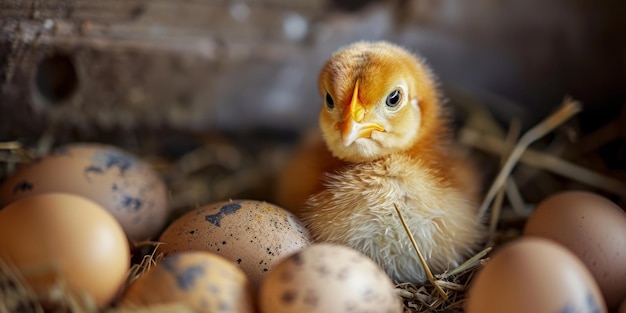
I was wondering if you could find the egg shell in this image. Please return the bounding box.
[0,143,168,242]
[0,193,130,308]
[523,190,626,310]
[158,199,311,289]
[259,243,402,313]
[466,237,606,313]
[121,251,255,313]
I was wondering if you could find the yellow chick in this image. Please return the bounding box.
[276,41,485,283]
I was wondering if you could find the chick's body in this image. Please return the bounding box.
[277,41,485,283]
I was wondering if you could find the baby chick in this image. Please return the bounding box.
[276,41,485,283]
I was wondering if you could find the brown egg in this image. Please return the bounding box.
[158,199,311,288]
[0,143,168,242]
[0,193,130,308]
[259,243,402,313]
[122,251,254,313]
[465,238,606,313]
[524,190,626,310]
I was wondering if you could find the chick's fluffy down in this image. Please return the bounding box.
[278,41,486,283]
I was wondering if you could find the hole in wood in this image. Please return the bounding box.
[34,53,78,106]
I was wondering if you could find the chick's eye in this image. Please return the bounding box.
[386,90,402,108]
[325,92,335,109]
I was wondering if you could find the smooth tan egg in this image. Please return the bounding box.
[259,243,402,313]
[466,238,606,313]
[121,251,254,313]
[0,143,168,242]
[158,199,311,288]
[0,193,130,308]
[524,190,626,311]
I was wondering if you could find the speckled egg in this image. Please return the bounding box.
[158,199,311,288]
[0,143,168,242]
[258,243,402,313]
[121,251,254,313]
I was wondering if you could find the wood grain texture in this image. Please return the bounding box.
[0,0,624,138]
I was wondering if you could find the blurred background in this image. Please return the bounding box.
[1,0,625,212]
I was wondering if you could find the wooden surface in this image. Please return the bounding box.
[0,0,327,138]
[0,0,624,139]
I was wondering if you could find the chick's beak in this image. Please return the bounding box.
[334,81,385,146]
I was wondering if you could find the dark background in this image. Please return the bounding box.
[1,0,625,210]
[1,0,624,136]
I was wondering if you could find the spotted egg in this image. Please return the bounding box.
[158,199,311,288]
[259,243,402,313]
[0,143,168,242]
[121,251,254,313]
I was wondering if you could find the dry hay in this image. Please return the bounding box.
[1,97,625,312]
[394,98,587,312]
[394,96,626,312]
[0,257,98,313]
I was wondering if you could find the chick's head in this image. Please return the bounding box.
[318,41,443,163]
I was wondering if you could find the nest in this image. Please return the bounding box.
[1,95,625,313]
